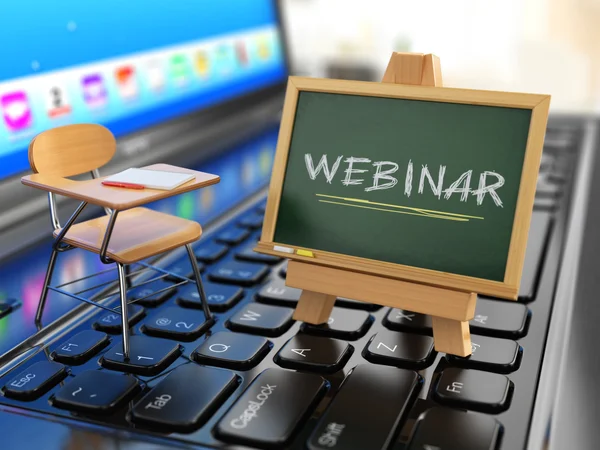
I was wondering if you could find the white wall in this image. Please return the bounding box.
[281,0,596,113]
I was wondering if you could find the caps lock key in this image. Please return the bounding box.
[215,368,327,448]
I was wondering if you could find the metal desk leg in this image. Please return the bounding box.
[36,249,59,324]
[185,244,213,322]
[117,263,130,360]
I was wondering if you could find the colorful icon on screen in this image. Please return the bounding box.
[81,74,107,108]
[235,41,249,67]
[195,50,210,78]
[147,61,165,91]
[115,65,138,100]
[170,54,190,87]
[200,185,215,210]
[257,37,271,60]
[215,44,234,76]
[1,91,32,132]
[259,145,274,175]
[46,84,72,118]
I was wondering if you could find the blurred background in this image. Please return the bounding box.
[0,3,595,449]
[281,0,599,114]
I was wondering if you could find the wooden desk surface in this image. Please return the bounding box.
[22,163,220,211]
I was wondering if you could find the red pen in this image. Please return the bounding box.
[101,181,145,190]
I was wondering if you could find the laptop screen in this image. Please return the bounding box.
[0,0,287,180]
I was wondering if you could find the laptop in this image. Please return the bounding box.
[0,1,598,449]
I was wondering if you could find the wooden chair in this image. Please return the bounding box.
[21,124,220,359]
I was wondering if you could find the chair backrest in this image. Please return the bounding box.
[28,124,116,177]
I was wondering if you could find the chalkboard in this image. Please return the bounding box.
[258,77,550,298]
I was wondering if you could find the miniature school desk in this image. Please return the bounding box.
[21,124,219,359]
[255,53,550,356]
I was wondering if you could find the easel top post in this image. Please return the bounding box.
[381,52,442,87]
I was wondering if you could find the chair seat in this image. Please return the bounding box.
[54,207,202,264]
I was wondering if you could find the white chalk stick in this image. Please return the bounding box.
[274,245,294,254]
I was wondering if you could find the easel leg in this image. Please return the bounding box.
[293,290,336,324]
[432,317,471,357]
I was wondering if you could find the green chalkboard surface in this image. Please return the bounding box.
[260,77,550,297]
[276,91,530,281]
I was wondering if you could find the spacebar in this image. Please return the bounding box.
[308,364,420,450]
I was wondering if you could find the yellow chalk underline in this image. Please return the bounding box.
[318,200,470,222]
[316,194,484,221]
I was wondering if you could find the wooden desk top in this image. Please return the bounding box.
[22,163,220,211]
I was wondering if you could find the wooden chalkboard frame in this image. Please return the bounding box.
[256,76,551,299]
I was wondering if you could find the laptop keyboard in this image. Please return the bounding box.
[0,121,585,449]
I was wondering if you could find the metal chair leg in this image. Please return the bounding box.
[185,244,213,322]
[36,248,59,324]
[124,264,132,288]
[117,263,131,360]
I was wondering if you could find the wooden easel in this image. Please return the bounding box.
[286,52,477,357]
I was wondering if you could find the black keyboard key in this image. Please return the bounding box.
[256,278,301,306]
[0,298,19,319]
[142,307,213,341]
[308,364,420,450]
[128,279,177,307]
[215,368,326,447]
[535,171,564,198]
[52,370,139,413]
[0,302,11,319]
[192,331,271,370]
[433,368,512,413]
[363,330,435,370]
[131,364,238,432]
[536,177,562,197]
[519,212,552,300]
[2,361,67,400]
[407,407,503,450]
[470,299,529,338]
[383,308,432,334]
[164,258,204,282]
[208,261,269,286]
[178,282,243,312]
[236,242,282,264]
[335,297,382,311]
[238,212,264,229]
[227,303,294,337]
[534,197,557,212]
[447,336,522,373]
[194,241,228,263]
[301,307,372,340]
[539,152,555,173]
[101,336,182,376]
[544,132,576,150]
[275,334,352,373]
[215,227,250,245]
[279,262,287,278]
[51,330,110,365]
[93,304,145,334]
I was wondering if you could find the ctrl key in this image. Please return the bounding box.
[407,407,503,450]
[2,361,67,401]
[215,368,327,448]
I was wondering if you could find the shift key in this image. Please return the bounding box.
[216,368,327,448]
[308,364,421,450]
